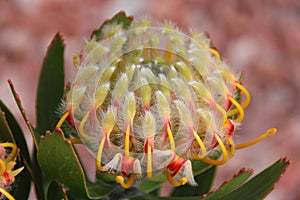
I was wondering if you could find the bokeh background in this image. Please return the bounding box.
[1,0,300,199]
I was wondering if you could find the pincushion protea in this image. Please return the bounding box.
[0,142,23,200]
[56,17,276,189]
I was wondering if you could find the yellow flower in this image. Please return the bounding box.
[0,142,24,200]
[57,18,276,188]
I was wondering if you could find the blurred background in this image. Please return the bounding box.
[1,0,300,199]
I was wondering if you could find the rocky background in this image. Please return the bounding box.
[1,0,299,199]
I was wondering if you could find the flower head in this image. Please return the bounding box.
[0,142,24,200]
[57,17,276,188]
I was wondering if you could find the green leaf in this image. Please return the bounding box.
[0,108,14,142]
[96,171,117,182]
[36,33,65,137]
[192,160,213,176]
[6,80,45,199]
[86,182,115,199]
[192,150,220,176]
[171,166,217,197]
[203,168,253,200]
[133,157,289,200]
[47,180,68,200]
[13,161,32,200]
[138,178,165,193]
[0,102,32,200]
[131,195,200,200]
[8,80,38,149]
[37,128,114,199]
[138,171,169,193]
[0,101,31,163]
[91,10,133,41]
[219,158,290,200]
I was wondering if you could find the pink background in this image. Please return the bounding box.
[1,0,299,199]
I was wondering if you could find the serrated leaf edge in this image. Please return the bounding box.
[39,128,114,199]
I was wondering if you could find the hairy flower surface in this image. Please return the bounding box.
[58,17,276,188]
[0,142,23,200]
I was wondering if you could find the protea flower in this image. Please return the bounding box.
[0,142,24,200]
[56,17,276,188]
